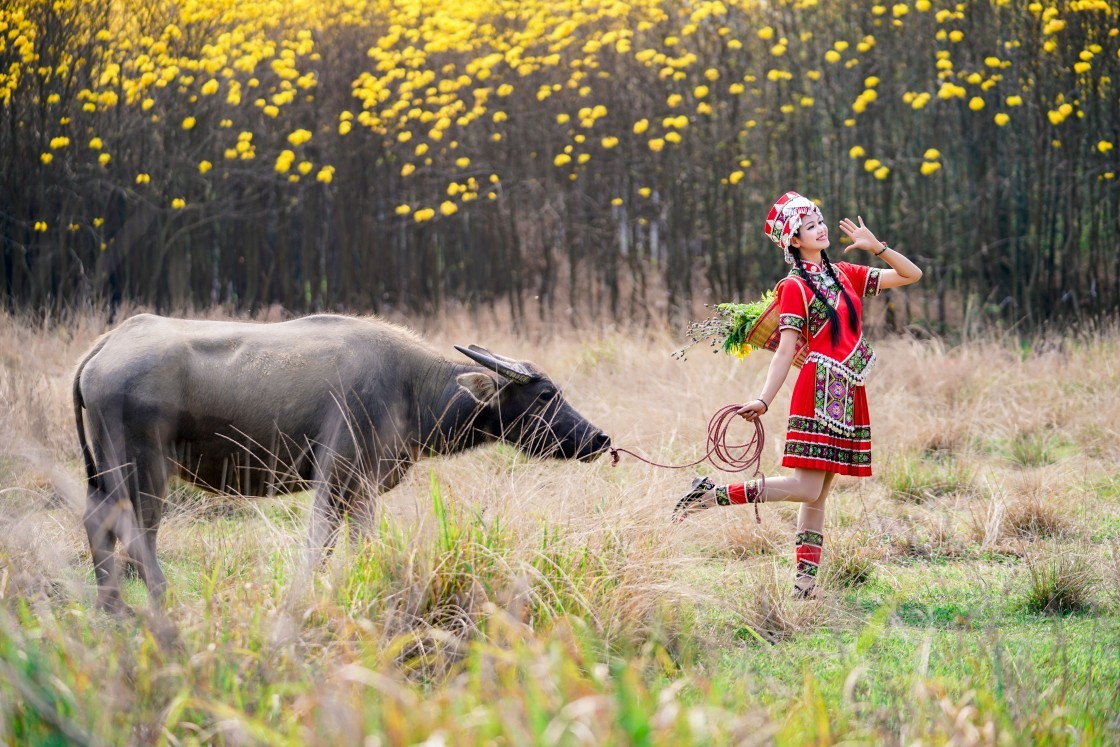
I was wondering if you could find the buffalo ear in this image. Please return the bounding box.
[456,372,500,404]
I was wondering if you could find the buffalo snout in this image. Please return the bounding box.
[577,431,611,462]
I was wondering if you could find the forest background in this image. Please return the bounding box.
[2,0,1118,331]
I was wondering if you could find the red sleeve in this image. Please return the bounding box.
[776,278,807,334]
[834,261,882,297]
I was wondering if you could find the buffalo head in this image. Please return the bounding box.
[454,345,610,461]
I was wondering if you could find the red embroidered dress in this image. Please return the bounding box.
[776,260,882,476]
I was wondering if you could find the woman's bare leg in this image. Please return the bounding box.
[675,468,827,519]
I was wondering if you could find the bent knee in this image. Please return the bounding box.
[789,478,827,503]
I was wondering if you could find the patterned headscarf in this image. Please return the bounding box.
[763,191,824,265]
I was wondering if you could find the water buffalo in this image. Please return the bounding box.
[73,313,610,612]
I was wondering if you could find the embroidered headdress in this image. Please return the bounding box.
[763,191,824,265]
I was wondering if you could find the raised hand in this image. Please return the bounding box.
[838,216,881,254]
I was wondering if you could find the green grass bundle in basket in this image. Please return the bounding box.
[677,291,807,367]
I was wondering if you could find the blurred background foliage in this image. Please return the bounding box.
[1,0,1117,330]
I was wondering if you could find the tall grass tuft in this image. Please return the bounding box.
[822,531,882,588]
[1007,430,1066,468]
[1021,552,1095,615]
[734,567,826,645]
[881,450,974,503]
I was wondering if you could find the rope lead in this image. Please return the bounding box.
[608,404,765,475]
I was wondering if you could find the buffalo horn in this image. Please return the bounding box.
[454,345,536,384]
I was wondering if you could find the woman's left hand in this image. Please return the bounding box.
[839,216,881,254]
[736,400,767,421]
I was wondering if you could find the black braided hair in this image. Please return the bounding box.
[790,247,859,346]
[822,250,860,337]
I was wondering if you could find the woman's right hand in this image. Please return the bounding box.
[736,399,768,421]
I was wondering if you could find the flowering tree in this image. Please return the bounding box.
[1,0,1117,329]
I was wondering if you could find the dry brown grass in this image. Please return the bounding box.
[1,308,1118,622]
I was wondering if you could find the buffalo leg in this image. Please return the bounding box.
[308,486,348,566]
[84,488,127,614]
[122,446,170,604]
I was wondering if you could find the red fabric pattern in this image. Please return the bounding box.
[778,261,875,477]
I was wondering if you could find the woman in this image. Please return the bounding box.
[674,191,923,598]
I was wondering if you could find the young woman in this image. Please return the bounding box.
[674,191,922,598]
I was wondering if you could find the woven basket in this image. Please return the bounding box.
[743,296,808,368]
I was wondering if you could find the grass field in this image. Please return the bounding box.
[2,308,1119,745]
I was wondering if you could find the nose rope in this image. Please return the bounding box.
[608,404,765,475]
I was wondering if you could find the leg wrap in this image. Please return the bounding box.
[795,530,824,584]
[727,479,764,505]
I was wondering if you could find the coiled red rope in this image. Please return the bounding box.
[609,403,765,474]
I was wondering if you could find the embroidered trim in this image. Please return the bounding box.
[795,530,824,547]
[788,416,871,441]
[865,267,883,297]
[813,363,856,434]
[784,439,872,467]
[778,313,805,332]
[805,338,877,386]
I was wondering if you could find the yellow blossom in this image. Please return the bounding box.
[648,138,665,152]
[924,148,941,159]
[874,166,890,180]
[41,153,53,165]
[1006,95,1023,107]
[135,173,150,185]
[288,129,312,146]
[99,153,111,166]
[182,117,196,130]
[89,138,103,150]
[50,137,70,149]
[920,161,941,175]
[1100,141,1115,153]
[395,204,410,216]
[34,221,48,233]
[199,160,212,173]
[414,208,435,222]
[639,187,652,197]
[849,146,866,159]
[401,163,416,177]
[969,97,985,111]
[171,198,185,209]
[994,113,1010,126]
[601,136,619,149]
[728,170,744,185]
[554,154,571,166]
[440,201,458,216]
[864,158,882,172]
